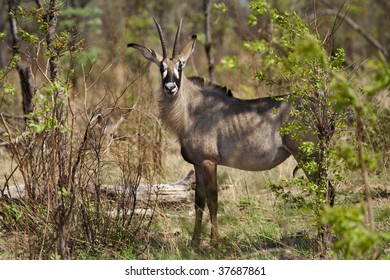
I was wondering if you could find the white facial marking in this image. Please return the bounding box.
[162,62,168,78]
[174,63,180,79]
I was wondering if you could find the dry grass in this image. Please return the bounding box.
[2,123,389,260]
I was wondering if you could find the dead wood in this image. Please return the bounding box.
[1,170,196,205]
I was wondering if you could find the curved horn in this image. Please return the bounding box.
[172,18,183,58]
[153,18,167,59]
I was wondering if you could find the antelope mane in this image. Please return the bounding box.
[188,76,234,98]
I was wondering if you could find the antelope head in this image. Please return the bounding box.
[128,18,197,97]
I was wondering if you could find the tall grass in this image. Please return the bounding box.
[0,31,165,258]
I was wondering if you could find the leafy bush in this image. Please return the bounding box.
[247,0,390,258]
[322,205,390,259]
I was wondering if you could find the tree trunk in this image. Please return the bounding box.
[0,1,7,69]
[203,0,215,83]
[8,0,34,120]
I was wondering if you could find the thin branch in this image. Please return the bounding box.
[319,6,389,60]
[0,112,25,120]
[322,1,349,48]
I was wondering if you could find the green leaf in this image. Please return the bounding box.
[243,40,268,54]
[213,3,228,13]
[247,14,258,26]
[58,186,70,197]
[220,56,238,69]
[3,84,15,95]
[27,122,46,134]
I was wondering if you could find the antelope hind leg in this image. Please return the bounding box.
[191,165,207,250]
[203,160,218,247]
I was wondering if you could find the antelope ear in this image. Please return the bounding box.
[127,43,163,65]
[177,35,197,66]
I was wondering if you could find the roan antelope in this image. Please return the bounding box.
[128,19,334,250]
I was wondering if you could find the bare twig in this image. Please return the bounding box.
[0,112,24,120]
[318,0,389,60]
[321,1,349,54]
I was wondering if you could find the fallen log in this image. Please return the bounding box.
[1,171,196,206]
[100,170,195,205]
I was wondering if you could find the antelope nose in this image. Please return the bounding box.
[164,82,178,95]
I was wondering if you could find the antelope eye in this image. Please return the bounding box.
[176,62,184,71]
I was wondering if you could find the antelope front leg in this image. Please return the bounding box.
[191,165,206,250]
[203,160,218,247]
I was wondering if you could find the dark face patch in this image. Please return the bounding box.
[160,58,183,97]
